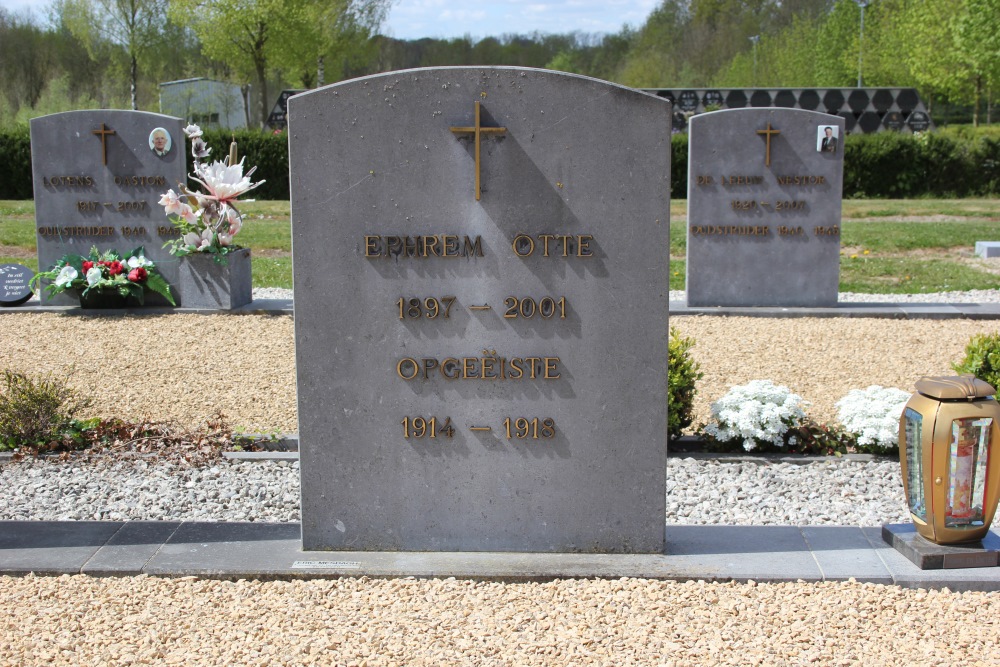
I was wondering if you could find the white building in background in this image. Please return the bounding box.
[159,78,249,129]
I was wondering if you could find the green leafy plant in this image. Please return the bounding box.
[668,327,702,442]
[30,246,175,305]
[952,333,1000,398]
[0,370,93,451]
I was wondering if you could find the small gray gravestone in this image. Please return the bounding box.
[0,264,34,306]
[30,111,186,305]
[685,109,844,307]
[289,67,670,553]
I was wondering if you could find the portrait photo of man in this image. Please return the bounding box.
[817,125,838,153]
[149,128,172,156]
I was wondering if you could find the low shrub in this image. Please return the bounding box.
[668,327,702,442]
[835,385,911,454]
[0,370,92,451]
[952,333,1000,398]
[702,379,807,452]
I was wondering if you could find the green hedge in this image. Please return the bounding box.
[2,123,999,200]
[0,125,32,200]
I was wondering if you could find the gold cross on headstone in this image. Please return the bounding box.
[92,123,116,166]
[450,101,506,201]
[756,122,780,167]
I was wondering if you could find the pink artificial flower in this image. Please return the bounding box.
[158,189,185,216]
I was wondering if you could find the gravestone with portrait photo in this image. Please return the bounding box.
[685,108,844,307]
[30,110,187,305]
[289,67,670,553]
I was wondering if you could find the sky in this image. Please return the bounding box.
[0,0,658,40]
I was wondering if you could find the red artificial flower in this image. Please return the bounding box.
[127,267,147,282]
[107,261,124,276]
[82,261,94,272]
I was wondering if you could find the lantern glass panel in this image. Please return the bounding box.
[904,408,926,520]
[946,417,992,528]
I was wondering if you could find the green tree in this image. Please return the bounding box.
[956,0,1000,124]
[61,0,168,110]
[169,0,312,127]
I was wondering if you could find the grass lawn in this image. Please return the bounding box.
[4,199,999,293]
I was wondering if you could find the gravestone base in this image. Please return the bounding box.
[882,524,1000,569]
[175,248,252,309]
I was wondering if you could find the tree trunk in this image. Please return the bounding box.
[130,53,138,110]
[974,75,981,128]
[257,60,268,129]
[318,55,325,88]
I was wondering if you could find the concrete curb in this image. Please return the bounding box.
[0,521,996,589]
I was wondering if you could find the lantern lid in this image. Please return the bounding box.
[915,375,997,401]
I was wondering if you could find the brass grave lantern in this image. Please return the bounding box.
[899,376,1000,545]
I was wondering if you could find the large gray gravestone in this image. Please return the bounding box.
[686,108,844,307]
[289,67,670,553]
[31,110,186,304]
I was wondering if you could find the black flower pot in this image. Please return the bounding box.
[78,289,142,309]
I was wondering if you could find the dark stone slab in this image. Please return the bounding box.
[289,68,670,553]
[882,523,1000,570]
[0,264,34,306]
[663,525,822,582]
[802,525,892,583]
[0,521,122,575]
[82,521,181,575]
[145,522,305,577]
[863,527,1000,591]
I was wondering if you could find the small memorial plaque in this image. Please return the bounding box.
[686,108,844,307]
[0,264,34,307]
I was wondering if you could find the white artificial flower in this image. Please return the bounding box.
[183,231,201,248]
[158,189,184,215]
[218,232,232,247]
[86,267,102,285]
[54,265,78,286]
[191,159,264,203]
[183,124,203,139]
[127,255,153,269]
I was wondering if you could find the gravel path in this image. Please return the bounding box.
[2,575,998,666]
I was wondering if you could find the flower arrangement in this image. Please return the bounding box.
[158,125,264,257]
[30,246,175,306]
[703,380,808,451]
[835,385,911,453]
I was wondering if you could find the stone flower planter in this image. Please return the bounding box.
[176,247,252,309]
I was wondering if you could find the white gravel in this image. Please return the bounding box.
[0,456,910,526]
